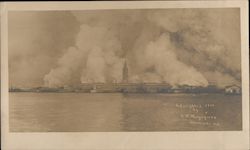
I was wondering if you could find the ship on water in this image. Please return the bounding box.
[90,85,97,93]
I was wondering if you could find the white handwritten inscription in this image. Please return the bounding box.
[175,103,220,126]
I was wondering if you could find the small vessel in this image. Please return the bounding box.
[90,85,97,93]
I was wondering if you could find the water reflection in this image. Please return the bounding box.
[9,93,242,132]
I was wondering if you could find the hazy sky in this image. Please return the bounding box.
[9,8,241,88]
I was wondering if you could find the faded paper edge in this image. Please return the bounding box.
[1,1,249,150]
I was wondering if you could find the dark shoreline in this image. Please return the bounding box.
[9,83,241,95]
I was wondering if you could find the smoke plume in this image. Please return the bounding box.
[44,9,241,88]
[44,24,124,87]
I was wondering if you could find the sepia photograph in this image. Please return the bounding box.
[8,8,243,132]
[1,1,249,150]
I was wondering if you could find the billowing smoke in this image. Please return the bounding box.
[44,9,241,88]
[44,24,124,87]
[144,9,241,86]
[44,46,83,87]
[130,34,208,86]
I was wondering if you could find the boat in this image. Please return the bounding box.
[90,85,97,93]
